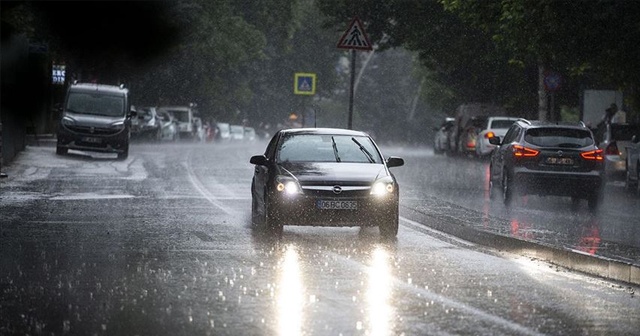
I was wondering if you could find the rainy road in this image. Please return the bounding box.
[1,141,639,335]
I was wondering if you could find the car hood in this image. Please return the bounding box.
[63,112,125,127]
[278,162,389,185]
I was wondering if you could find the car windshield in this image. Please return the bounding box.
[66,92,125,117]
[524,128,594,148]
[137,108,153,119]
[277,134,382,163]
[166,110,189,122]
[490,119,516,129]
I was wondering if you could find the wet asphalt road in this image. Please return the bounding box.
[1,140,639,335]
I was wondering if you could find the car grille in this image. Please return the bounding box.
[301,185,371,198]
[65,125,121,136]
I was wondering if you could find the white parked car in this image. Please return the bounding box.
[216,122,231,141]
[156,110,179,141]
[475,116,519,157]
[230,125,245,140]
[243,127,256,141]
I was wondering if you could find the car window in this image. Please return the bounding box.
[490,119,516,129]
[524,128,594,148]
[502,124,520,144]
[66,92,125,117]
[166,110,189,122]
[277,134,382,163]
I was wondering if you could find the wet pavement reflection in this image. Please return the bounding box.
[393,146,640,267]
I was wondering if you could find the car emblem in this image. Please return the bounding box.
[557,150,563,157]
[90,127,95,134]
[332,185,342,194]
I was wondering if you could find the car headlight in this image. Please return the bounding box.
[276,177,302,195]
[371,181,394,196]
[62,116,75,126]
[111,121,125,130]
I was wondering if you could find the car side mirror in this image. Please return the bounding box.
[250,155,268,166]
[488,136,501,146]
[386,156,404,168]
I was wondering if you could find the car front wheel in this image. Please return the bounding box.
[56,146,67,155]
[117,143,129,160]
[262,192,283,236]
[379,208,399,239]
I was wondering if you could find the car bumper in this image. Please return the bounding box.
[57,126,129,154]
[513,168,603,197]
[270,193,398,227]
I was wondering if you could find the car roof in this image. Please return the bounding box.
[158,106,192,111]
[518,119,588,130]
[279,127,369,136]
[70,82,128,95]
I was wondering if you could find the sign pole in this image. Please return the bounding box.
[336,16,372,130]
[348,50,356,129]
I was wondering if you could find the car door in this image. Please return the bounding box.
[491,124,520,184]
[253,133,280,211]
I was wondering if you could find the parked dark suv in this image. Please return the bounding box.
[488,119,605,210]
[56,82,133,160]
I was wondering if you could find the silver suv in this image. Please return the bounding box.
[56,82,133,160]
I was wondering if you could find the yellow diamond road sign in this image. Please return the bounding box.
[337,17,373,51]
[294,73,316,95]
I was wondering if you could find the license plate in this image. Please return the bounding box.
[82,137,102,143]
[316,200,357,210]
[546,157,573,165]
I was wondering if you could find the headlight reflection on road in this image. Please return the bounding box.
[277,244,304,336]
[366,246,393,336]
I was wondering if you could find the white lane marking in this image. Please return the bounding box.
[400,216,476,247]
[185,150,232,215]
[50,194,136,200]
[330,247,544,336]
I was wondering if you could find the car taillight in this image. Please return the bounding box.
[512,145,539,157]
[581,149,604,161]
[605,142,620,155]
[485,131,495,139]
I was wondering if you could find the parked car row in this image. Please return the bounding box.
[215,123,258,142]
[434,115,519,159]
[131,106,259,144]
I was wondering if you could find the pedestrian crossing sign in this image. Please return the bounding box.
[336,17,373,51]
[294,73,316,95]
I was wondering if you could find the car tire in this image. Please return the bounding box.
[379,207,399,239]
[263,192,283,236]
[636,167,640,197]
[56,146,67,155]
[502,172,514,207]
[117,144,129,160]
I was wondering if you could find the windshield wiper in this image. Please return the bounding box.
[351,137,375,163]
[331,136,341,162]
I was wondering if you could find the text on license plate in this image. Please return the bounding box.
[316,200,357,210]
[546,157,573,165]
[82,137,102,143]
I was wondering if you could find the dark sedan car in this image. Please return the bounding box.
[250,128,404,238]
[489,119,605,210]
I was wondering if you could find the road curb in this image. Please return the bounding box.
[402,207,640,286]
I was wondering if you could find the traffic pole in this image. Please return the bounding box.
[348,50,356,130]
[0,122,6,178]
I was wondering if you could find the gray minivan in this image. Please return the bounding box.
[56,82,133,160]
